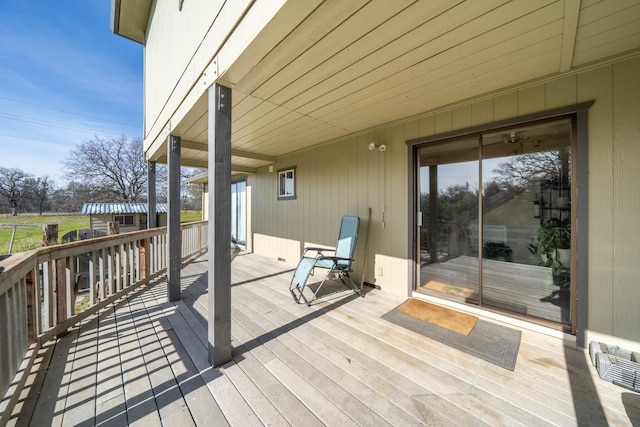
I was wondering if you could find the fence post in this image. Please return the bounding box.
[42,224,58,246]
[107,221,120,235]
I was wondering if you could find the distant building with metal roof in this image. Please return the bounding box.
[81,203,168,215]
[81,203,168,232]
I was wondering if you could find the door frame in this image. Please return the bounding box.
[231,178,247,245]
[406,102,592,347]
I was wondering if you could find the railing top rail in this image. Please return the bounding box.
[0,222,207,295]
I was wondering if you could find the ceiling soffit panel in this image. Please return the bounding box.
[293,1,562,123]
[170,0,640,170]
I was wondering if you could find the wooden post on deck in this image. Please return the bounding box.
[42,224,58,246]
[208,83,232,367]
[167,135,181,301]
[107,221,120,235]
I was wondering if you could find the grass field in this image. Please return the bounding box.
[0,211,203,255]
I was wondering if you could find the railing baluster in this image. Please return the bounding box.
[54,257,67,328]
[98,249,105,301]
[89,251,96,306]
[107,246,114,297]
[115,244,122,292]
[66,256,74,316]
[42,261,52,331]
[129,242,135,286]
[0,220,208,411]
[26,268,39,343]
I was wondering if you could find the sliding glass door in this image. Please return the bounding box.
[417,119,573,327]
[418,137,480,301]
[231,179,246,245]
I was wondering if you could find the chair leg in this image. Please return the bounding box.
[338,271,361,295]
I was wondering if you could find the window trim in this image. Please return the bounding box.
[277,166,297,200]
[114,214,135,226]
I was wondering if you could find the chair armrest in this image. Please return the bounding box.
[317,255,355,263]
[303,246,336,256]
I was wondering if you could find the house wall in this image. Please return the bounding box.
[143,0,293,154]
[251,56,640,347]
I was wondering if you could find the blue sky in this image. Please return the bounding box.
[0,1,143,183]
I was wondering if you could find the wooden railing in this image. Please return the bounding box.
[0,221,207,422]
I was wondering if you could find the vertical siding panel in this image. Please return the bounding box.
[493,92,517,121]
[517,85,545,115]
[367,132,381,270]
[338,138,350,217]
[346,137,359,216]
[296,153,304,246]
[471,98,494,126]
[452,104,472,131]
[577,66,614,335]
[434,110,452,134]
[612,59,640,341]
[357,135,372,281]
[324,146,332,244]
[302,150,313,245]
[418,115,435,139]
[390,123,408,259]
[545,75,577,109]
[380,127,392,257]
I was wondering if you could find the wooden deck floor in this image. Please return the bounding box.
[8,252,640,426]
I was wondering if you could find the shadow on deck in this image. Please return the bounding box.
[8,252,640,426]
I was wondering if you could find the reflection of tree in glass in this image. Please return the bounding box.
[437,184,478,223]
[491,150,568,189]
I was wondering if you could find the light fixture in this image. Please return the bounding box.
[503,131,529,144]
[368,142,387,152]
[533,199,540,218]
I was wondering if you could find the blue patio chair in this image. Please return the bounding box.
[289,215,361,306]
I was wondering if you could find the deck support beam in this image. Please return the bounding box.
[148,161,157,229]
[208,83,232,367]
[167,135,181,302]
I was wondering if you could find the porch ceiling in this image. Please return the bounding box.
[159,0,640,170]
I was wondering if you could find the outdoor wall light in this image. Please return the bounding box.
[368,142,387,152]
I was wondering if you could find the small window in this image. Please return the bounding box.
[114,215,134,225]
[277,167,296,200]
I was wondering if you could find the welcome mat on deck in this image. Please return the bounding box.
[382,299,522,371]
[395,298,478,335]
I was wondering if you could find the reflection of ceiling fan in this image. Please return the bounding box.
[503,131,529,143]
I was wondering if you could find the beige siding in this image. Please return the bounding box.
[611,59,640,342]
[251,56,640,345]
[144,0,254,150]
[251,132,411,295]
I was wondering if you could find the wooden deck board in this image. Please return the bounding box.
[9,252,640,426]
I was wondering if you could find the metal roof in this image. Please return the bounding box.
[81,203,168,215]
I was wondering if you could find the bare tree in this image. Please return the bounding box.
[0,167,31,215]
[25,176,53,215]
[491,150,568,189]
[63,135,148,203]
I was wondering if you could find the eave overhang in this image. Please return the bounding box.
[110,0,153,44]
